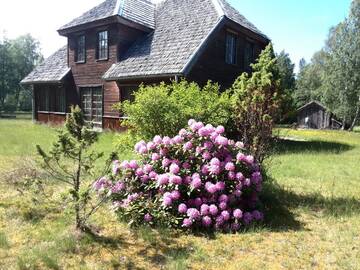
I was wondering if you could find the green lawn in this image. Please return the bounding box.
[0,120,359,269]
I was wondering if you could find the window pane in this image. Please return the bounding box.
[98,31,108,60]
[76,35,85,62]
[225,33,237,64]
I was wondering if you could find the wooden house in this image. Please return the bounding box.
[297,101,342,129]
[21,0,269,129]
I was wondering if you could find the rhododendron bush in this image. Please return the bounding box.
[95,120,263,232]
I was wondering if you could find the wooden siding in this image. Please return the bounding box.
[37,112,66,125]
[68,23,145,86]
[297,103,331,129]
[187,24,267,89]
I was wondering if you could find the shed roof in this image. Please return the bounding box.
[21,46,70,85]
[103,0,269,80]
[297,101,329,112]
[58,0,156,31]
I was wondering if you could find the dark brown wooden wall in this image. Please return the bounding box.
[67,23,146,117]
[187,25,267,90]
[297,103,331,129]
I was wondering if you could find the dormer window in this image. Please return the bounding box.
[225,31,237,65]
[75,35,86,63]
[244,41,255,69]
[97,30,108,60]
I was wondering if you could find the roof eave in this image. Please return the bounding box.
[103,72,184,82]
[58,15,154,36]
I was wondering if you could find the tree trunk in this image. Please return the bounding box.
[341,117,346,130]
[349,103,360,131]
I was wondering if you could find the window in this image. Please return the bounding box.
[244,41,255,69]
[37,86,66,113]
[97,31,108,60]
[75,35,86,63]
[121,86,137,103]
[80,87,103,127]
[225,32,237,65]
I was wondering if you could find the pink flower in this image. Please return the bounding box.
[144,213,152,222]
[170,190,181,200]
[178,203,188,214]
[252,210,263,221]
[169,175,182,185]
[233,209,243,219]
[120,160,130,170]
[221,210,230,221]
[162,136,171,145]
[228,171,236,180]
[147,141,156,150]
[219,201,227,210]
[209,165,221,175]
[138,146,148,154]
[243,212,253,224]
[182,218,193,227]
[143,164,153,174]
[218,194,229,203]
[169,163,180,174]
[135,141,146,152]
[202,216,212,227]
[210,158,221,166]
[194,197,203,207]
[215,181,225,191]
[187,208,200,220]
[191,177,202,189]
[215,136,228,146]
[135,168,144,177]
[188,119,196,126]
[179,128,187,136]
[157,174,169,185]
[151,153,160,161]
[202,151,211,160]
[129,160,138,169]
[236,172,244,181]
[201,165,210,175]
[173,135,183,144]
[209,204,218,216]
[200,204,210,216]
[203,141,213,150]
[231,223,241,231]
[111,181,125,193]
[162,158,171,168]
[149,171,158,179]
[236,153,246,162]
[183,142,193,151]
[162,196,173,207]
[225,162,235,171]
[153,135,162,144]
[184,176,192,184]
[206,183,217,194]
[215,125,225,134]
[235,141,244,148]
[244,178,251,187]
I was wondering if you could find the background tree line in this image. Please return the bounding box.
[294,0,360,130]
[0,33,43,112]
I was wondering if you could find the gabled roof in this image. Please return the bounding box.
[297,101,329,112]
[21,46,70,85]
[58,0,156,32]
[103,0,269,80]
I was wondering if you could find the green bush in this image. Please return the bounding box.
[119,80,234,140]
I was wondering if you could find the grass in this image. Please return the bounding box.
[0,120,359,269]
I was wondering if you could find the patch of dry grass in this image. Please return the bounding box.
[0,120,359,269]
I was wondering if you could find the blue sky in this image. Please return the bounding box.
[231,0,352,71]
[0,0,352,73]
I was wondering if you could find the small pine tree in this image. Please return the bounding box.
[232,44,282,163]
[37,106,117,231]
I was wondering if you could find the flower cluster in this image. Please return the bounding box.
[94,120,263,232]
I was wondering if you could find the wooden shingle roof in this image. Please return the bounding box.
[103,0,270,80]
[58,0,156,31]
[21,46,70,85]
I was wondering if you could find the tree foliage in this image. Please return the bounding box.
[0,34,43,111]
[36,106,117,230]
[295,0,360,129]
[232,44,282,163]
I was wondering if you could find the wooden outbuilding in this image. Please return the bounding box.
[297,101,342,129]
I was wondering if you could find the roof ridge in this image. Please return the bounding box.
[210,0,225,17]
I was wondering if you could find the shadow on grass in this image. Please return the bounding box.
[274,138,353,154]
[261,180,360,231]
